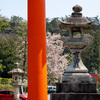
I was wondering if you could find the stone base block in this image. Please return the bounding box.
[62,73,92,83]
[50,93,100,100]
[56,83,97,93]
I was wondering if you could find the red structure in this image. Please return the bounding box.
[90,74,98,83]
[28,0,47,100]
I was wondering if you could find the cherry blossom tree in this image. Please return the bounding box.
[46,32,68,84]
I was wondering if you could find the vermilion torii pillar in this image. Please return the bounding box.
[28,0,47,100]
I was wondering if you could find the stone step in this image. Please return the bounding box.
[51,93,100,100]
[56,83,97,93]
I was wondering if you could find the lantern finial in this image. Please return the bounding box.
[72,4,82,12]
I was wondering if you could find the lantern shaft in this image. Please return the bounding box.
[14,87,20,100]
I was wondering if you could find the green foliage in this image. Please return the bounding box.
[91,67,95,73]
[14,21,27,75]
[0,77,12,84]
[0,20,9,32]
[0,84,13,90]
[0,15,27,78]
[66,53,72,65]
[81,30,100,72]
[0,35,21,78]
[46,17,69,36]
[1,16,24,34]
[0,60,6,72]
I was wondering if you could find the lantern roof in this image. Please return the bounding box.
[8,62,24,74]
[59,5,94,30]
[8,68,24,74]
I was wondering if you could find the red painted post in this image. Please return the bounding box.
[28,0,47,100]
[97,74,98,83]
[90,74,98,83]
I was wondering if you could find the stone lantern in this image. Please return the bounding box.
[59,4,94,83]
[8,62,24,100]
[50,5,100,100]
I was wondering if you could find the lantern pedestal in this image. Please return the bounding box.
[62,38,92,83]
[62,73,92,83]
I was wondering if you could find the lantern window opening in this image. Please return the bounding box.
[72,32,81,38]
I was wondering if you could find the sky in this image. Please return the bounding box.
[46,0,100,18]
[0,0,100,20]
[0,0,27,20]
